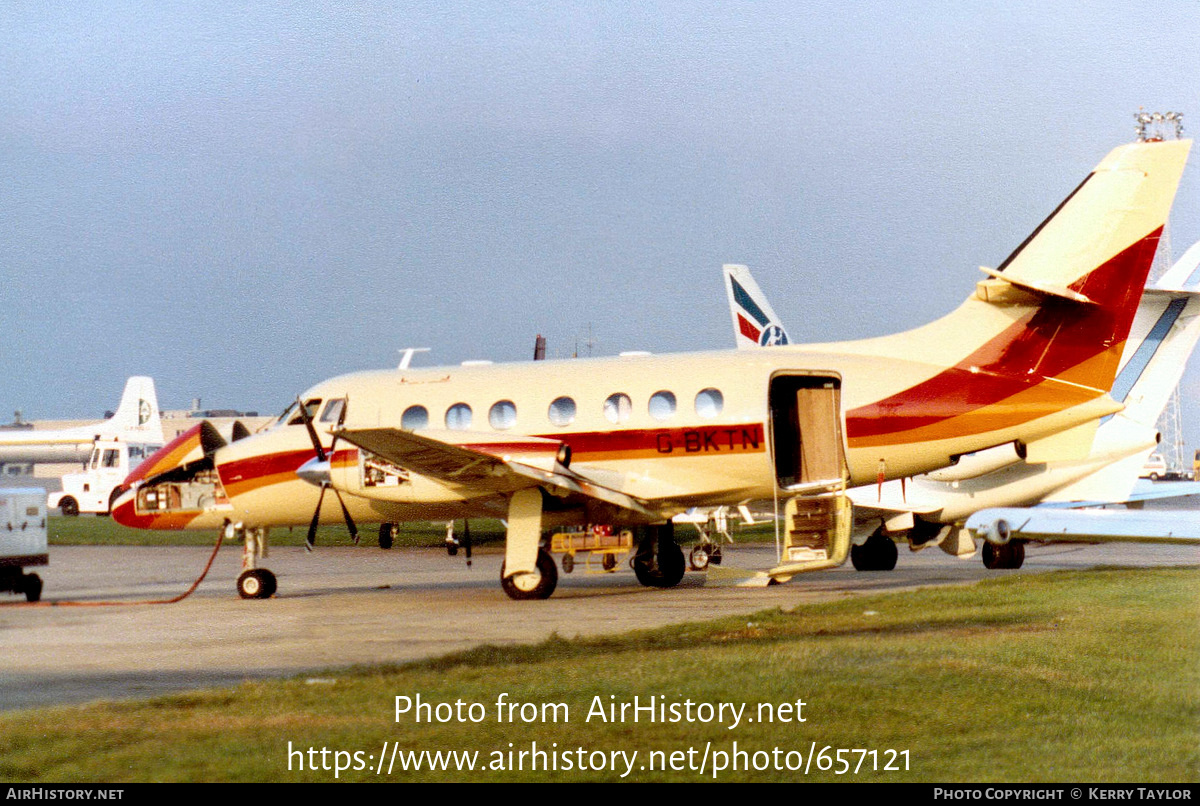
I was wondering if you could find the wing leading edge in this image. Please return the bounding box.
[335,427,660,518]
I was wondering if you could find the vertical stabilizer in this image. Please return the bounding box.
[845,139,1191,460]
[724,264,791,348]
[100,377,164,444]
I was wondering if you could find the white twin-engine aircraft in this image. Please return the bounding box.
[114,138,1192,600]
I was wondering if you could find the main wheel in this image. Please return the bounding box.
[23,573,42,603]
[237,568,277,599]
[378,523,395,550]
[982,540,1025,570]
[851,529,898,571]
[59,497,79,517]
[633,530,686,588]
[500,549,558,600]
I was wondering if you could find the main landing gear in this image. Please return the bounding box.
[500,548,558,600]
[378,522,396,550]
[230,522,276,599]
[982,540,1025,570]
[850,528,898,571]
[632,524,686,589]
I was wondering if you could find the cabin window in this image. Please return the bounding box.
[548,396,576,427]
[604,393,632,424]
[401,405,429,430]
[648,391,677,421]
[694,388,724,419]
[319,398,346,424]
[102,449,120,468]
[445,403,473,430]
[489,400,517,430]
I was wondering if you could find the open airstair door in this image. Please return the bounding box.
[768,374,852,582]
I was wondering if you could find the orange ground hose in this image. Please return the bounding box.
[2,530,226,608]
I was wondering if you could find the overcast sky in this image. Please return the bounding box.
[3,2,1198,451]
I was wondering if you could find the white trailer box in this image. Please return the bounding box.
[0,488,47,601]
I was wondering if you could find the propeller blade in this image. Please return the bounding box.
[296,397,327,462]
[332,487,359,545]
[307,484,327,551]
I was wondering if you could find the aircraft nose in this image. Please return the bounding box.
[296,456,331,487]
[110,488,138,527]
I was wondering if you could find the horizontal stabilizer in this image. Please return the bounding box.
[997,139,1190,301]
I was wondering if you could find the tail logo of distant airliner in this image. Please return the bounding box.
[138,400,151,426]
[731,277,789,346]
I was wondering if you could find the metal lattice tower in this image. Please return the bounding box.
[1161,388,1186,473]
[1135,110,1188,472]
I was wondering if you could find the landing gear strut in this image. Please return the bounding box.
[850,528,898,571]
[633,524,686,588]
[233,523,275,599]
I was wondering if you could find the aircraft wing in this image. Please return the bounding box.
[965,507,1200,544]
[335,427,661,518]
[1127,480,1200,502]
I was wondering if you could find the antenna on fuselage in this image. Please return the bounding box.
[398,347,431,370]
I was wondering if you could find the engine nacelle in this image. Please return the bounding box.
[979,517,1012,545]
[924,442,1025,483]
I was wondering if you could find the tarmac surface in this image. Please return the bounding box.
[1,539,1196,711]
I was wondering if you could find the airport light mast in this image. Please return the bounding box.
[1136,111,1188,476]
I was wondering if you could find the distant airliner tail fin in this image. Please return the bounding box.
[724,264,791,349]
[100,377,164,444]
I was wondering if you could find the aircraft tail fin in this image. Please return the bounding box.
[987,139,1190,306]
[972,139,1191,394]
[845,140,1191,457]
[724,264,791,348]
[100,377,164,444]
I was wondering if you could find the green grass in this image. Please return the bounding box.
[45,515,509,548]
[2,567,1196,782]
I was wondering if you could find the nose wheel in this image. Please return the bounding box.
[237,568,277,599]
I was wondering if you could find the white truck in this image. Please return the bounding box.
[48,437,157,516]
[0,488,47,601]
